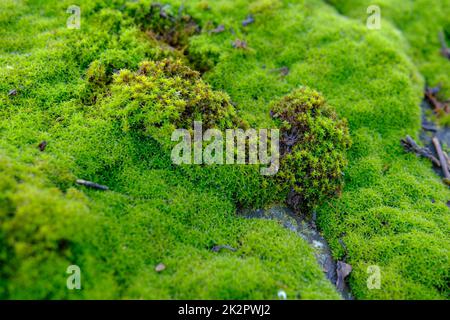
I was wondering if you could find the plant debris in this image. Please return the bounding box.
[242,14,255,27]
[38,141,47,151]
[211,245,236,252]
[422,123,437,132]
[232,38,247,49]
[155,263,166,272]
[269,66,290,77]
[401,135,441,167]
[335,261,352,292]
[425,85,449,114]
[75,179,109,191]
[432,137,450,184]
[210,24,225,34]
[143,3,201,51]
[439,31,450,60]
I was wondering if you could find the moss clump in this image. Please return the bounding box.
[271,87,351,213]
[101,58,243,139]
[94,62,349,211]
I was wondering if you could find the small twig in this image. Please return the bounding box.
[210,24,225,34]
[76,179,109,191]
[211,245,236,252]
[439,31,450,59]
[425,87,445,112]
[432,137,450,179]
[444,152,450,168]
[242,14,255,27]
[422,123,437,132]
[401,135,441,167]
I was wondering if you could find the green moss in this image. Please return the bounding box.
[326,0,450,125]
[0,0,339,299]
[100,58,243,136]
[1,0,449,300]
[171,0,449,299]
[270,87,351,213]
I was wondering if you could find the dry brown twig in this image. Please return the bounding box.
[401,135,441,167]
[439,31,450,59]
[425,85,449,113]
[432,137,450,185]
[76,179,109,191]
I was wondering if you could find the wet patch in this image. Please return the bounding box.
[238,205,352,299]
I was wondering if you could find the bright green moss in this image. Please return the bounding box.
[326,0,450,125]
[0,0,339,299]
[1,0,449,300]
[168,0,449,299]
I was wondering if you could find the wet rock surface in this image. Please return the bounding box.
[237,206,352,299]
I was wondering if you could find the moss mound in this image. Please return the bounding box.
[271,87,351,213]
[100,58,243,138]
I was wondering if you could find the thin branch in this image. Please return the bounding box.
[432,137,450,179]
[401,135,441,167]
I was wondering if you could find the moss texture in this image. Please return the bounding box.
[0,0,339,299]
[1,0,449,300]
[179,0,450,299]
[271,87,351,212]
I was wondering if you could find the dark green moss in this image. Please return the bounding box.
[271,87,351,213]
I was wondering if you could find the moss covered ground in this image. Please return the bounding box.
[0,0,449,299]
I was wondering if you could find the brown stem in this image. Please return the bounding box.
[432,137,450,179]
